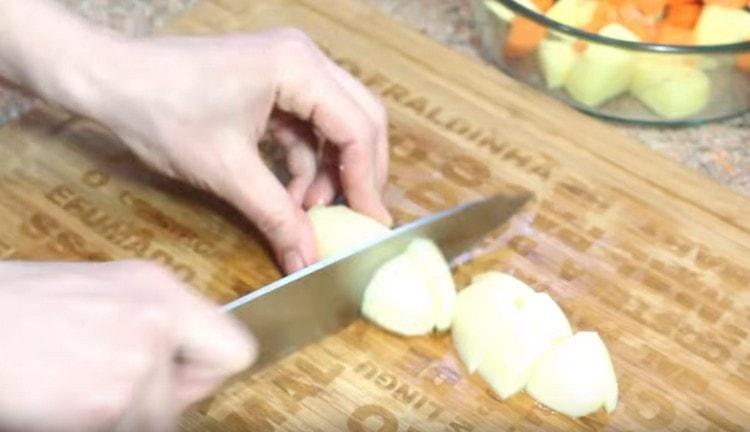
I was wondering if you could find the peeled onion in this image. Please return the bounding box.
[526,331,619,417]
[452,272,534,373]
[476,292,572,399]
[308,205,390,259]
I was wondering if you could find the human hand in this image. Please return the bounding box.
[0,260,255,432]
[0,2,392,272]
[79,28,391,273]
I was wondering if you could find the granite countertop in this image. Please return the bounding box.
[2,0,749,196]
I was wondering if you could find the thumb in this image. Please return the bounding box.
[224,157,318,273]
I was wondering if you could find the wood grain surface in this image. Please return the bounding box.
[1,0,749,430]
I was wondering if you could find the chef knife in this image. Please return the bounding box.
[223,192,533,372]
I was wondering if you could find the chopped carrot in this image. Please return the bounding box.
[665,0,698,5]
[703,0,748,8]
[618,3,659,41]
[584,2,619,32]
[738,52,750,73]
[619,18,659,41]
[504,17,547,58]
[663,2,702,28]
[604,0,630,7]
[633,0,667,18]
[530,0,554,12]
[618,2,649,22]
[656,23,695,44]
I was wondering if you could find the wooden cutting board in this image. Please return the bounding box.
[1,0,749,430]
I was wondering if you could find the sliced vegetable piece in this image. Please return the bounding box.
[308,205,390,259]
[538,39,580,88]
[470,271,536,293]
[695,5,750,45]
[361,251,436,336]
[617,3,659,41]
[573,40,589,53]
[656,22,695,44]
[452,272,534,373]
[531,0,555,11]
[633,0,667,18]
[406,239,456,331]
[360,237,456,336]
[526,332,619,418]
[631,57,711,118]
[476,292,573,399]
[505,16,548,58]
[666,0,700,5]
[546,0,599,27]
[738,51,750,73]
[565,24,640,106]
[583,1,619,32]
[663,2,702,28]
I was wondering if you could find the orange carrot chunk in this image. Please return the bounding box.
[530,0,554,12]
[656,23,695,44]
[738,52,750,73]
[663,2,702,28]
[504,17,547,58]
[605,0,630,7]
[573,39,589,53]
[633,0,667,18]
[584,2,619,32]
[618,3,659,41]
[618,18,659,41]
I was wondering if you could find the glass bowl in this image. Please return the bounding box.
[470,0,750,125]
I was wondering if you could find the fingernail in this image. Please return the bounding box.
[282,250,305,274]
[380,207,393,227]
[314,197,328,207]
[383,214,393,227]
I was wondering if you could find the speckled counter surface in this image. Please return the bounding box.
[2,0,749,196]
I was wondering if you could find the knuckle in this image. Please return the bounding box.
[277,27,313,43]
[274,27,315,57]
[133,302,174,339]
[344,111,376,148]
[129,260,176,284]
[256,210,293,238]
[270,28,326,90]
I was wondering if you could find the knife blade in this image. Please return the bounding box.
[223,192,533,372]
